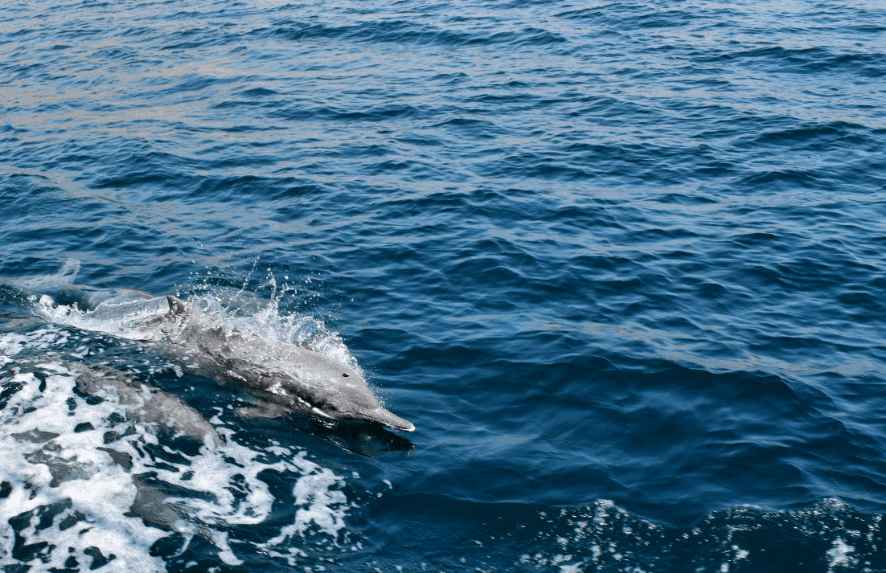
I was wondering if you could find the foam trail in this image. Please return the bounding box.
[0,329,352,570]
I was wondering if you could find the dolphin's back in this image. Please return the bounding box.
[74,365,222,445]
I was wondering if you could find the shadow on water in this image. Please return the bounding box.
[291,416,415,456]
[228,401,415,456]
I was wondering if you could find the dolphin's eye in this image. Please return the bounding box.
[342,373,349,377]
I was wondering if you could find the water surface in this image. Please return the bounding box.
[1,0,886,571]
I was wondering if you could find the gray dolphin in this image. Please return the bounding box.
[142,296,415,432]
[73,364,223,445]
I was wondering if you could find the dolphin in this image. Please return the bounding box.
[3,359,222,446]
[14,267,417,433]
[138,295,415,432]
[72,364,223,445]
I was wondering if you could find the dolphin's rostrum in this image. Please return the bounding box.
[151,295,415,432]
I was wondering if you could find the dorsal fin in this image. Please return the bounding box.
[166,295,187,317]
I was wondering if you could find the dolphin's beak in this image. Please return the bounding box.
[369,407,415,432]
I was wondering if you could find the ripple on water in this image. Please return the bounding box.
[1,0,885,571]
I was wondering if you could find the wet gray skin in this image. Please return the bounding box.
[71,363,223,446]
[139,296,415,432]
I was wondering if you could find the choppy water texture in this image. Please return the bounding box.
[1,0,886,571]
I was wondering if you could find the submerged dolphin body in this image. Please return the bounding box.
[73,364,223,445]
[139,296,415,432]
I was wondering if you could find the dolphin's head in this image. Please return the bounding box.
[322,383,416,432]
[354,405,416,433]
[280,357,416,432]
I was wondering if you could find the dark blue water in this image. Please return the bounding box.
[2,0,886,571]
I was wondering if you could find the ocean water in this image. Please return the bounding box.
[1,0,885,571]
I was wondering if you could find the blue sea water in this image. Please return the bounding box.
[1,0,886,571]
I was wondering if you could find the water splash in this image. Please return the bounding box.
[29,265,361,373]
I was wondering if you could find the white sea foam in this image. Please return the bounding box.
[35,295,170,341]
[0,362,167,572]
[0,330,351,571]
[827,537,855,570]
[33,288,361,373]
